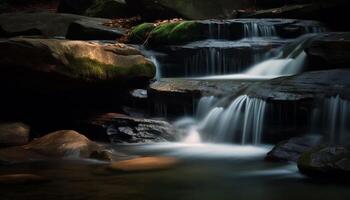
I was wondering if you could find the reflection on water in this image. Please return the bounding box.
[1,143,350,200]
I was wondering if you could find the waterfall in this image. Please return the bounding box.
[311,96,350,145]
[180,95,267,145]
[208,22,229,39]
[201,34,318,80]
[243,22,277,38]
[150,56,161,81]
[184,47,267,76]
[196,96,218,119]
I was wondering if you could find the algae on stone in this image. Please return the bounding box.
[129,23,156,44]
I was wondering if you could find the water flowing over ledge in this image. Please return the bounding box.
[180,95,267,145]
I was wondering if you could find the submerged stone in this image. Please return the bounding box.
[108,156,178,172]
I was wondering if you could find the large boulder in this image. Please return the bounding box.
[23,130,102,158]
[0,38,155,91]
[0,130,116,163]
[77,113,178,143]
[0,38,155,126]
[0,122,30,147]
[265,136,322,162]
[0,12,126,39]
[298,146,350,178]
[58,0,133,19]
[306,32,350,71]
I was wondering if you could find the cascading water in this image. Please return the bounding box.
[182,95,267,145]
[311,95,350,144]
[243,22,277,38]
[150,56,161,81]
[196,96,218,119]
[202,33,318,80]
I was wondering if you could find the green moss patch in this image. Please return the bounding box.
[129,21,204,46]
[149,21,203,45]
[62,55,155,81]
[129,23,156,44]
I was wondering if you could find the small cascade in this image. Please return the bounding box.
[243,22,277,38]
[192,95,267,145]
[311,96,350,144]
[208,21,230,39]
[150,56,161,81]
[184,47,268,76]
[182,39,281,77]
[196,96,218,119]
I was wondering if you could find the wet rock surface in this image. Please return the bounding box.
[148,78,254,117]
[78,113,178,143]
[298,146,350,178]
[245,69,350,101]
[266,136,322,162]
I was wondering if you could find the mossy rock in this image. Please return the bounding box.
[128,23,156,44]
[0,38,156,91]
[129,21,205,45]
[148,21,204,45]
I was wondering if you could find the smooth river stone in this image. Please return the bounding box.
[108,157,178,172]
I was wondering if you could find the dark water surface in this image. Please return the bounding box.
[1,143,349,200]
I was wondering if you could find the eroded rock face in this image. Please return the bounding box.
[298,146,350,177]
[0,12,121,38]
[78,113,178,143]
[266,136,322,162]
[0,122,30,147]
